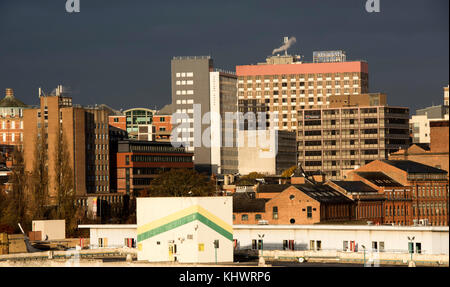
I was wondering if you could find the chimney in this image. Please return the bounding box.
[291,176,305,184]
[5,88,13,98]
[312,174,326,183]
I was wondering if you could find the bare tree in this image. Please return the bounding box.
[1,145,31,232]
[53,123,77,236]
[31,125,49,220]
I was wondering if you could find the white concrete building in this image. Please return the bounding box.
[78,224,137,248]
[32,220,65,240]
[137,197,233,263]
[238,129,297,175]
[233,225,449,255]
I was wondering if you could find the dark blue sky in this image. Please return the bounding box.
[0,0,448,113]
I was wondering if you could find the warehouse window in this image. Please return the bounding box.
[307,206,312,218]
[241,214,248,221]
[272,206,278,219]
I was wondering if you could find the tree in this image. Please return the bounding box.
[281,165,298,178]
[1,146,30,233]
[53,127,77,236]
[30,125,49,220]
[143,169,216,197]
[236,172,265,185]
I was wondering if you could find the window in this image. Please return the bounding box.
[241,214,248,221]
[198,243,204,252]
[272,206,278,219]
[307,206,312,218]
[372,241,378,252]
[255,214,262,221]
[316,241,321,251]
[343,241,349,251]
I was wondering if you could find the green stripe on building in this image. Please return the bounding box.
[138,212,233,242]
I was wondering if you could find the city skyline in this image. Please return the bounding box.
[0,0,448,113]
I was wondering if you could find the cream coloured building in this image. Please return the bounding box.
[136,197,233,263]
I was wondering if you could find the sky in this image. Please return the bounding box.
[0,0,448,113]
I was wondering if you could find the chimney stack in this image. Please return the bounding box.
[5,88,13,98]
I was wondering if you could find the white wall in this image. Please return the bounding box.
[32,220,65,240]
[88,226,137,248]
[238,130,277,175]
[137,197,233,263]
[233,225,449,255]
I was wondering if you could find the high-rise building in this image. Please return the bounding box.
[171,56,238,174]
[23,85,112,201]
[236,52,409,179]
[236,52,369,111]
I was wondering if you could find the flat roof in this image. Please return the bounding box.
[236,61,368,76]
[78,224,137,229]
[233,224,449,232]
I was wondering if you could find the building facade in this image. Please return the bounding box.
[124,108,156,139]
[171,56,239,174]
[23,85,113,199]
[0,89,27,146]
[153,114,172,142]
[137,197,233,263]
[296,106,409,179]
[237,129,297,175]
[115,140,194,195]
[350,160,449,226]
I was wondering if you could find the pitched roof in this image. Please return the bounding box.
[0,95,28,107]
[232,192,267,213]
[381,160,447,174]
[330,181,378,193]
[355,172,403,187]
[292,183,354,204]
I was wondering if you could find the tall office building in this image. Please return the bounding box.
[171,56,238,174]
[236,51,409,179]
[23,85,112,201]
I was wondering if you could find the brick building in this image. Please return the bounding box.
[350,160,449,226]
[153,114,172,142]
[0,89,27,147]
[232,183,355,225]
[109,115,127,132]
[115,140,193,195]
[23,85,114,201]
[390,120,449,173]
[326,180,384,224]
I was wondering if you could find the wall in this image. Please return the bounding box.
[80,225,137,248]
[32,220,65,240]
[137,197,233,263]
[233,225,449,255]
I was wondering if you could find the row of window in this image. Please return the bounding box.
[239,72,362,81]
[1,121,23,129]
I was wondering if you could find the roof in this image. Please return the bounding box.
[258,183,353,204]
[331,181,378,193]
[156,104,174,115]
[355,172,403,187]
[292,184,354,204]
[381,160,447,174]
[258,184,292,193]
[232,192,267,213]
[0,95,28,107]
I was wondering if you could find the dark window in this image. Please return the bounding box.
[307,206,312,218]
[273,206,278,219]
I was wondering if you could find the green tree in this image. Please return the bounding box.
[143,169,216,197]
[1,146,30,232]
[53,127,77,236]
[31,125,49,220]
[281,165,298,178]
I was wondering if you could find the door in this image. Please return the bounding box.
[168,243,174,261]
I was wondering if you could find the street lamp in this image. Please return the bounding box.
[258,234,265,258]
[361,245,366,266]
[407,236,415,262]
